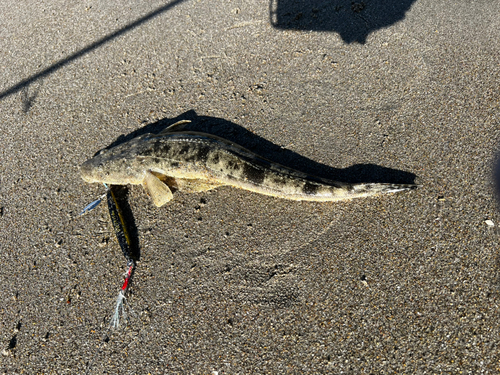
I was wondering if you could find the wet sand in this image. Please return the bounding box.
[1,0,500,373]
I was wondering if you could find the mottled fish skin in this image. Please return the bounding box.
[81,129,417,204]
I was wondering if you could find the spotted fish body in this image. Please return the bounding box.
[80,121,417,206]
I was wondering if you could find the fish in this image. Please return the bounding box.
[80,120,417,207]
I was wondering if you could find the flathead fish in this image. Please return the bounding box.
[81,120,417,207]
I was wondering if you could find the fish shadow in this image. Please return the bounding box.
[105,110,415,185]
[106,110,417,185]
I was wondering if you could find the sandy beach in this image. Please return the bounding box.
[1,0,500,373]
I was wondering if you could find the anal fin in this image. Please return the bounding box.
[174,178,224,193]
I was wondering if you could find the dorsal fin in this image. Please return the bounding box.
[158,120,192,135]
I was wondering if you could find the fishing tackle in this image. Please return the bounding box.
[106,186,136,328]
[80,183,136,328]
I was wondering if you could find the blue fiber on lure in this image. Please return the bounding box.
[79,184,109,216]
[79,197,104,215]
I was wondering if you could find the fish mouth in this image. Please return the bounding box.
[80,160,99,183]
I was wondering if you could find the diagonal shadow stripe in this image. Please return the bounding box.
[0,0,186,101]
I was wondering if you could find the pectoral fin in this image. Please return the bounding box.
[142,171,173,207]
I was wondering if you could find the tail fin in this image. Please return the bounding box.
[349,182,418,197]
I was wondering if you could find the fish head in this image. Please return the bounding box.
[80,136,149,185]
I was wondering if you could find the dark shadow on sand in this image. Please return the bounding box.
[104,110,417,185]
[493,150,500,293]
[0,0,186,101]
[270,0,417,44]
